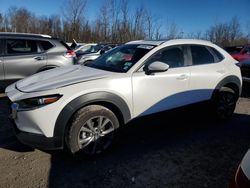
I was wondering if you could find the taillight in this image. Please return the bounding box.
[64,50,76,58]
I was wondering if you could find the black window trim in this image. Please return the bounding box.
[3,38,44,56]
[206,46,225,63]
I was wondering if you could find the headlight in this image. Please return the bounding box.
[17,94,62,109]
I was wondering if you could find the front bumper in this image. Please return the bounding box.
[9,117,63,150]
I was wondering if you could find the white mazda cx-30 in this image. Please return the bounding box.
[6,39,242,155]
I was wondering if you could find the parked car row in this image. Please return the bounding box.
[0,32,248,187]
[76,43,122,65]
[0,33,121,90]
[0,32,76,89]
[6,39,241,156]
[225,44,250,62]
[236,59,250,83]
[225,45,250,84]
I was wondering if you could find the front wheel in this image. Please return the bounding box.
[213,87,237,120]
[66,105,119,155]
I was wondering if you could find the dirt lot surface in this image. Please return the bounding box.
[0,84,250,188]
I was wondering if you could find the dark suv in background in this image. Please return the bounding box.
[0,32,76,89]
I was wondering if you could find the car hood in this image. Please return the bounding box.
[15,65,111,92]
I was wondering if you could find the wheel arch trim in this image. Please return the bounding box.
[53,91,131,148]
[212,75,242,98]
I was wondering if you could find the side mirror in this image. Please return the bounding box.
[144,61,169,75]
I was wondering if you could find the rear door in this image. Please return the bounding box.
[3,38,47,84]
[188,45,226,103]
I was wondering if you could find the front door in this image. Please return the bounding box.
[132,45,191,117]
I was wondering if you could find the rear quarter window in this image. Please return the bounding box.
[210,47,224,62]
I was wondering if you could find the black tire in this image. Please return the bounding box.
[83,60,92,65]
[66,105,119,155]
[38,67,56,73]
[213,87,237,120]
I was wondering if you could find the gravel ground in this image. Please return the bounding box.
[0,84,250,188]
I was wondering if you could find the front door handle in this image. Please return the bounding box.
[177,74,188,80]
[34,56,45,61]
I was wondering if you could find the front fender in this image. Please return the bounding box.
[53,91,131,148]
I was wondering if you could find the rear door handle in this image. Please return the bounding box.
[177,74,188,80]
[34,56,45,61]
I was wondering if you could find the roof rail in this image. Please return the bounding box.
[0,32,52,38]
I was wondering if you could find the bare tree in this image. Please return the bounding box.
[165,22,183,39]
[62,0,87,41]
[205,17,247,47]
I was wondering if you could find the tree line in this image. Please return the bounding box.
[0,0,249,47]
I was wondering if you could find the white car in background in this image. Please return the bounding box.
[6,39,242,155]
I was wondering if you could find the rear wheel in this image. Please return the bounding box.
[66,105,119,155]
[213,87,237,120]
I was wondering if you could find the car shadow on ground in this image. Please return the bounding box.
[242,82,250,98]
[48,103,250,188]
[0,86,250,187]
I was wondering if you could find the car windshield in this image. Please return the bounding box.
[85,44,155,73]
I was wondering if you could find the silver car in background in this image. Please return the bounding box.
[0,32,76,89]
[77,43,121,65]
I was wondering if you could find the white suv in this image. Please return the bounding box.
[6,39,242,155]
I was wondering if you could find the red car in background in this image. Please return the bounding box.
[225,45,250,62]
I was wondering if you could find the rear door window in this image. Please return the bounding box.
[6,39,38,55]
[190,45,215,65]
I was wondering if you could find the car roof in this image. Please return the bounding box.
[126,39,213,46]
[0,32,52,39]
[126,40,166,46]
